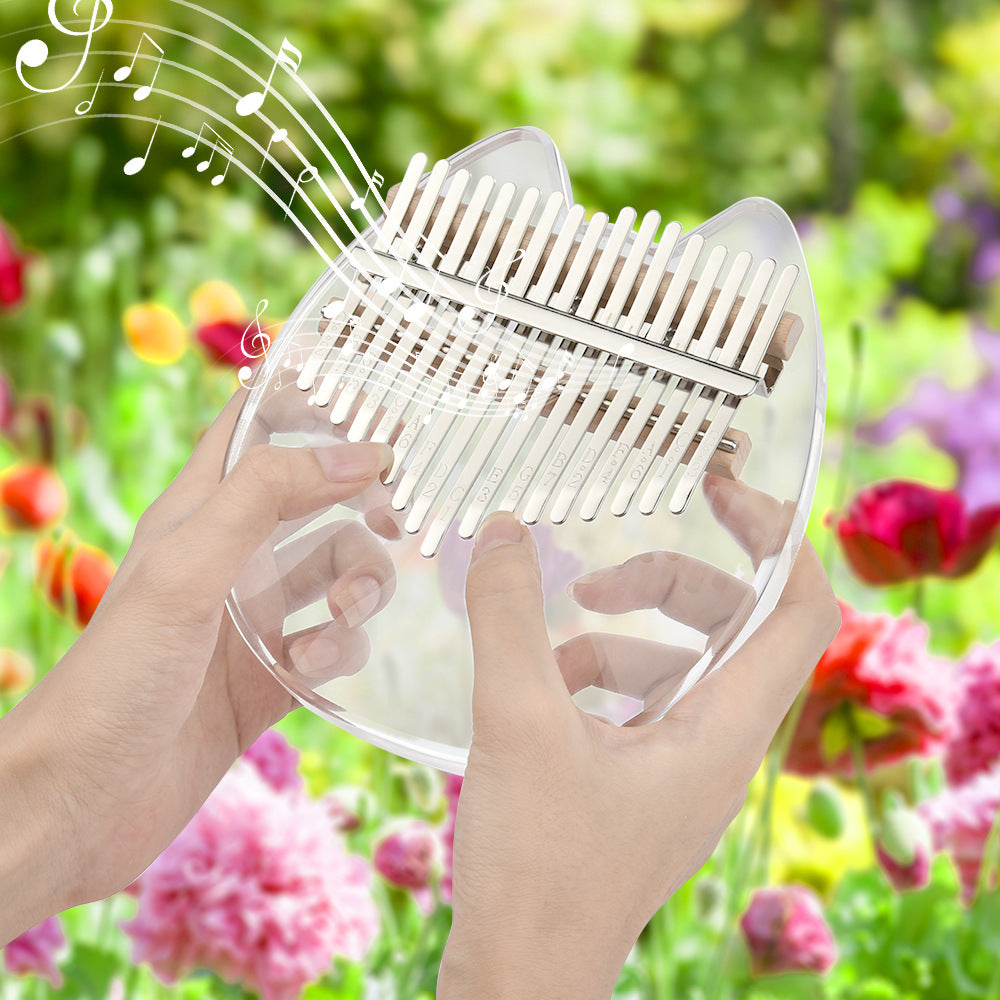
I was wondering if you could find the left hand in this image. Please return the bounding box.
[0,390,394,941]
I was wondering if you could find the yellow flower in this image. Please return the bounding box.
[755,772,874,897]
[123,303,186,364]
[189,280,246,326]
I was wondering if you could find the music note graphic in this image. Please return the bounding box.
[16,0,113,94]
[236,38,303,117]
[74,70,103,115]
[258,128,288,173]
[287,166,318,210]
[349,171,385,211]
[238,299,271,387]
[113,32,164,102]
[182,124,234,186]
[124,118,160,176]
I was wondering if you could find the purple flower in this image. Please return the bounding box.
[437,523,583,616]
[740,885,837,976]
[860,325,1000,511]
[3,916,66,986]
[242,729,303,793]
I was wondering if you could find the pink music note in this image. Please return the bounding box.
[113,32,163,102]
[74,69,103,115]
[287,165,318,210]
[182,124,234,186]
[349,170,385,211]
[258,128,288,173]
[236,38,303,117]
[124,118,160,176]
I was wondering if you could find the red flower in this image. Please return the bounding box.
[196,318,269,369]
[0,221,29,310]
[829,481,1000,584]
[0,464,66,531]
[35,534,116,628]
[786,602,954,775]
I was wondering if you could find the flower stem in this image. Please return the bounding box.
[846,706,879,843]
[913,579,926,619]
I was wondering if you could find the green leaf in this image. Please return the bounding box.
[51,944,120,1000]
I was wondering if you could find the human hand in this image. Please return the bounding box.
[0,390,395,941]
[438,477,841,1000]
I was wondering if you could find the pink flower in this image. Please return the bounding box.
[123,762,378,1000]
[919,762,1000,902]
[0,221,29,310]
[323,786,366,832]
[373,819,443,893]
[242,729,303,793]
[196,319,267,370]
[740,885,837,976]
[945,643,1000,786]
[3,916,66,986]
[875,805,932,892]
[786,603,954,775]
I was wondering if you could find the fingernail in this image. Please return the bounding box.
[331,575,382,629]
[315,443,394,482]
[565,566,614,601]
[290,631,341,679]
[473,512,524,556]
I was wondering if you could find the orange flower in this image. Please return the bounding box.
[0,464,66,531]
[36,533,116,628]
[123,303,186,365]
[0,649,33,694]
[189,280,245,326]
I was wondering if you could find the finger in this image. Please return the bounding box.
[657,538,840,747]
[567,551,755,636]
[286,620,371,685]
[703,474,797,570]
[158,442,394,613]
[554,633,701,700]
[465,512,569,717]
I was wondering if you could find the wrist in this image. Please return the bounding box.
[0,686,88,942]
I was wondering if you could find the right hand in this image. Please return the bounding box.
[438,478,841,1000]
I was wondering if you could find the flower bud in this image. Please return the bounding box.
[740,885,837,976]
[373,819,443,892]
[805,779,846,839]
[0,464,66,531]
[877,802,932,891]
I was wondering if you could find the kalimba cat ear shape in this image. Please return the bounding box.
[223,126,824,774]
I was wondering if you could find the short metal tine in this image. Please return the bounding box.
[374,152,428,253]
[497,211,610,516]
[390,184,520,510]
[346,171,472,440]
[547,209,661,523]
[609,239,722,516]
[666,264,798,514]
[522,206,639,523]
[325,160,454,422]
[635,249,753,514]
[440,175,497,275]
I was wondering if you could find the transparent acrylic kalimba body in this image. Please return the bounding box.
[225,126,825,774]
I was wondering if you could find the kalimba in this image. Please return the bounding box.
[225,127,825,773]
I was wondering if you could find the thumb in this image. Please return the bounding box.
[465,513,567,719]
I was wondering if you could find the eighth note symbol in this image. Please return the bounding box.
[182,124,233,186]
[236,38,303,117]
[113,32,163,101]
[350,171,385,211]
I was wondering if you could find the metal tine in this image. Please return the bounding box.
[495,209,610,515]
[636,250,760,515]
[575,221,684,521]
[407,198,616,531]
[544,209,662,524]
[611,246,727,516]
[605,236,718,517]
[399,187,543,533]
[390,182,520,510]
[450,192,575,538]
[520,207,640,524]
[297,153,429,393]
[666,264,798,514]
[372,174,497,475]
[345,170,473,440]
[322,159,453,417]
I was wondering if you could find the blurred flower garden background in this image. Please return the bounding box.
[3,0,1000,996]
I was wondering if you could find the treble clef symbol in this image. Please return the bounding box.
[17,0,114,95]
[238,299,271,388]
